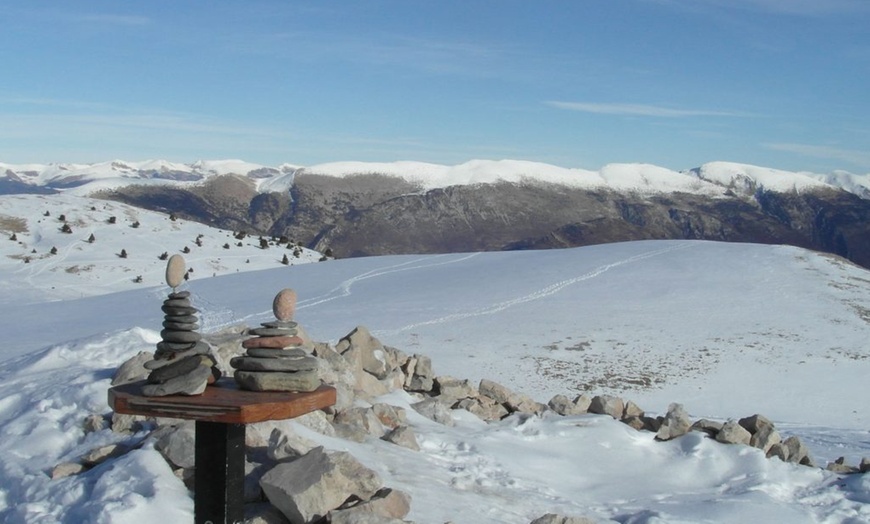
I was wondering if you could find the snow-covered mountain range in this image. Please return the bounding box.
[3,158,869,198]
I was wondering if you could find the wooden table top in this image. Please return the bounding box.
[108,379,336,424]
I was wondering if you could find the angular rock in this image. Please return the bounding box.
[83,414,108,433]
[456,396,509,422]
[655,403,691,441]
[621,416,646,431]
[622,400,645,419]
[860,457,870,473]
[749,424,781,453]
[329,512,409,524]
[155,423,196,469]
[260,447,383,524]
[716,420,752,445]
[142,365,210,396]
[371,404,406,429]
[111,351,153,385]
[111,412,147,433]
[331,488,412,521]
[382,426,420,451]
[411,398,455,427]
[406,354,434,392]
[738,414,774,435]
[782,435,810,464]
[766,442,789,461]
[690,419,723,438]
[548,394,577,416]
[235,370,320,392]
[51,462,86,479]
[434,376,477,405]
[588,395,624,420]
[230,356,318,372]
[334,407,387,438]
[826,457,858,474]
[572,394,592,413]
[267,426,318,462]
[81,443,129,467]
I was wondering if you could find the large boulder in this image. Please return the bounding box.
[434,376,477,406]
[716,420,751,445]
[411,398,455,427]
[260,447,383,524]
[336,326,391,380]
[111,351,153,385]
[588,395,624,420]
[655,403,691,441]
[154,422,196,469]
[479,379,544,415]
[329,488,412,522]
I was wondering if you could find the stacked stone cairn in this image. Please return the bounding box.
[231,288,322,392]
[141,255,220,396]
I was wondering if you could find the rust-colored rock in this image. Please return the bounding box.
[272,288,297,321]
[242,335,304,349]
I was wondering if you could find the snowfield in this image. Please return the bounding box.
[0,217,868,522]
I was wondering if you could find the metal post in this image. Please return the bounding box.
[194,421,246,524]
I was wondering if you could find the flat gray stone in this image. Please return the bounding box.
[246,347,308,359]
[163,314,198,324]
[161,305,199,316]
[149,343,211,367]
[156,340,197,352]
[248,327,296,337]
[160,329,202,343]
[142,365,210,396]
[168,290,190,299]
[261,320,298,329]
[162,320,199,331]
[163,298,192,308]
[231,356,318,372]
[147,355,212,384]
[234,370,320,392]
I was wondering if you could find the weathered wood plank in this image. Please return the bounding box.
[108,379,336,424]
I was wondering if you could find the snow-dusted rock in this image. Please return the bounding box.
[716,420,751,445]
[655,403,691,441]
[411,398,455,426]
[381,425,420,451]
[260,447,383,524]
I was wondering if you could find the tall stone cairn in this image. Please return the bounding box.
[232,288,322,392]
[141,255,221,396]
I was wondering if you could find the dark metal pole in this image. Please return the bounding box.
[194,421,246,524]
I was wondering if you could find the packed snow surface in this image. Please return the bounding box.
[0,237,868,523]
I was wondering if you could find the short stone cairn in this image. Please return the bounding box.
[231,288,322,392]
[141,255,220,396]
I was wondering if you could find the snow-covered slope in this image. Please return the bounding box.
[0,240,868,523]
[0,193,323,304]
[3,158,868,198]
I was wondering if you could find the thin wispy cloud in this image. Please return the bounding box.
[546,101,746,118]
[764,143,870,169]
[646,0,869,15]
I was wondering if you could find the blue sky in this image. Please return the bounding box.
[1,1,869,173]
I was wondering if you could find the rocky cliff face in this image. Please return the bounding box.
[100,174,870,269]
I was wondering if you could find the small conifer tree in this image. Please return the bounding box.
[281,254,289,265]
[119,249,128,258]
[87,233,96,243]
[158,251,169,260]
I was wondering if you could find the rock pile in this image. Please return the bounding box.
[232,289,322,392]
[141,255,220,396]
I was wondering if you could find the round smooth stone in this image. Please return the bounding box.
[164,314,198,324]
[272,289,297,321]
[260,320,298,329]
[234,369,319,392]
[248,327,296,337]
[246,347,308,359]
[165,254,186,289]
[230,355,318,372]
[242,335,304,349]
[163,298,191,308]
[161,305,199,316]
[147,355,212,384]
[169,291,190,299]
[163,320,199,331]
[160,329,202,343]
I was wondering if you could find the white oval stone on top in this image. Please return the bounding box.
[165,254,186,289]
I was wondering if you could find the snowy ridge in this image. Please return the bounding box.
[3,158,868,198]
